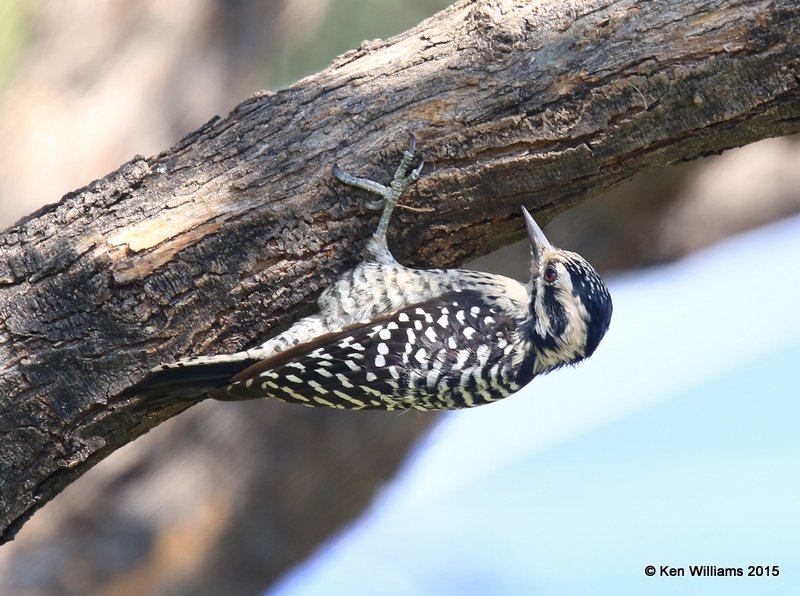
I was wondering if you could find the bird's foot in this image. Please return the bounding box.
[332,133,424,240]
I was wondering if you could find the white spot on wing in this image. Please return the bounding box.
[308,380,329,394]
[426,369,439,388]
[335,373,354,388]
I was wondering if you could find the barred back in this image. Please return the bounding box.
[211,290,531,410]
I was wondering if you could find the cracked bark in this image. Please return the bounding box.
[1,0,799,549]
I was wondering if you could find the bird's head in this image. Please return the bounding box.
[522,207,613,372]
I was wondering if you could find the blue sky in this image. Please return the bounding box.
[271,215,800,596]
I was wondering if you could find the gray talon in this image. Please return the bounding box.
[364,198,384,211]
[411,159,424,180]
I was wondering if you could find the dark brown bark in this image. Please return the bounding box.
[1,0,799,546]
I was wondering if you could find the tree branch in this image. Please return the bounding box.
[1,0,798,543]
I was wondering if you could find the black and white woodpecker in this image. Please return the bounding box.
[129,136,612,411]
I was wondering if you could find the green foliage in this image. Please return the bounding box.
[0,0,27,91]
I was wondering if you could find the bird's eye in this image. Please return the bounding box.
[544,266,558,283]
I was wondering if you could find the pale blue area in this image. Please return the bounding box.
[271,215,800,596]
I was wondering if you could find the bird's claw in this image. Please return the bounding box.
[332,133,425,238]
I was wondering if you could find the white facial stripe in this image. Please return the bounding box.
[532,256,592,371]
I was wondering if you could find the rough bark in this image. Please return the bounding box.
[1,0,799,545]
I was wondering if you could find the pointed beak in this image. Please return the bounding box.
[522,207,552,267]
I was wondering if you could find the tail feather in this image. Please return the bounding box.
[124,356,260,406]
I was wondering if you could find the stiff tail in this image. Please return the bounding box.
[124,355,260,407]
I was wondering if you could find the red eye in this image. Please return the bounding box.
[544,266,558,283]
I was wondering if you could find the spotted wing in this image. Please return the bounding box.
[212,290,522,410]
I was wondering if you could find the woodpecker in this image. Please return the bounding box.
[129,136,612,411]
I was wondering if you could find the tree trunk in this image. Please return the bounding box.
[1,0,798,545]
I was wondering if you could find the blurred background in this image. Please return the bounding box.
[0,1,798,595]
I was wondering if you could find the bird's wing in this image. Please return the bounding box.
[211,289,517,410]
